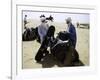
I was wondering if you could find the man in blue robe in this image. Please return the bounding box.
[66,17,77,48]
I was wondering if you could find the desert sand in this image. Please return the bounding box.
[22,19,89,69]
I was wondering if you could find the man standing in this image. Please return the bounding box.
[66,17,77,48]
[38,15,49,44]
[24,15,28,28]
[35,15,49,62]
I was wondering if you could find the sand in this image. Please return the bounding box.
[22,19,89,69]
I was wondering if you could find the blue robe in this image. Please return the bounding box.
[38,23,49,44]
[67,24,77,48]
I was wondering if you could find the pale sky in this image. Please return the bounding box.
[23,11,90,23]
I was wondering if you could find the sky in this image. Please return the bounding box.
[23,11,90,24]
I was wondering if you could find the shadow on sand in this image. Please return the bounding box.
[38,54,84,68]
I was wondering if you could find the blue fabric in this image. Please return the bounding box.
[38,23,49,44]
[67,24,77,48]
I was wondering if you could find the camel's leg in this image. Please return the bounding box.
[63,46,74,66]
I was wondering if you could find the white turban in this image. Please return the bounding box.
[66,17,72,22]
[40,17,46,22]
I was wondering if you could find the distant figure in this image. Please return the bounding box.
[65,17,77,48]
[24,15,28,28]
[76,22,80,28]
